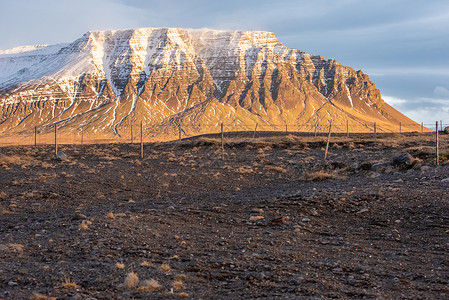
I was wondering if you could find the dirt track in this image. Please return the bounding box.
[1,133,449,299]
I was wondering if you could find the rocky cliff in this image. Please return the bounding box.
[0,28,422,140]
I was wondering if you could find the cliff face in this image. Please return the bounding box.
[0,28,420,138]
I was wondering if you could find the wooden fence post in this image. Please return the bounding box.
[253,123,258,138]
[34,126,37,146]
[140,121,144,159]
[399,122,402,133]
[421,122,423,133]
[54,124,58,156]
[179,124,182,141]
[346,120,349,137]
[374,122,377,136]
[81,127,84,145]
[221,123,224,159]
[131,125,133,144]
[324,119,333,160]
[436,121,439,166]
[285,124,288,134]
[314,121,318,137]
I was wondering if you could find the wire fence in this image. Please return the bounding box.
[0,120,447,147]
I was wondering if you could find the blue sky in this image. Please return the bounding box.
[1,0,448,125]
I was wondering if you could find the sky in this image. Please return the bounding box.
[0,0,448,126]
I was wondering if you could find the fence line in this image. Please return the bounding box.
[0,121,447,147]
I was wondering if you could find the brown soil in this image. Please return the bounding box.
[1,133,449,299]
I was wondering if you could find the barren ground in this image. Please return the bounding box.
[1,133,449,299]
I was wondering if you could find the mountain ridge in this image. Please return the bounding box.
[0,27,424,140]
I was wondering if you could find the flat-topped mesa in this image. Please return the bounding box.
[0,27,422,136]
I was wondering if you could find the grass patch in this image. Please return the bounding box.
[303,171,337,181]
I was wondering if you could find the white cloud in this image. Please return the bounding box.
[383,95,449,125]
[433,86,449,98]
[365,68,449,77]
[383,96,407,106]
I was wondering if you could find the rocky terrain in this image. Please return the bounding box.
[0,28,423,140]
[1,132,448,299]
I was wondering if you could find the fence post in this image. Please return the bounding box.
[324,119,333,160]
[221,123,224,160]
[421,122,423,134]
[374,122,377,136]
[81,127,84,145]
[140,121,144,159]
[54,123,58,156]
[399,122,402,133]
[131,125,133,144]
[34,126,37,146]
[285,124,288,134]
[436,121,439,166]
[179,124,182,141]
[253,123,258,138]
[314,120,318,137]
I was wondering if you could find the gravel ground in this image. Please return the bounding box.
[1,133,448,299]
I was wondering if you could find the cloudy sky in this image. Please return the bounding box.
[1,0,448,125]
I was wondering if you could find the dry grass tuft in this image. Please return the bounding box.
[173,280,184,290]
[238,166,254,174]
[140,260,151,267]
[178,292,189,298]
[123,272,139,289]
[264,165,288,173]
[106,212,115,219]
[8,244,24,253]
[138,279,163,292]
[304,156,315,163]
[79,221,89,230]
[116,262,125,269]
[159,263,171,273]
[303,171,337,181]
[174,274,187,282]
[0,154,34,168]
[30,292,49,300]
[62,277,78,289]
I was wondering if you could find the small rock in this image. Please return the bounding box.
[441,178,449,182]
[356,208,369,214]
[372,162,390,172]
[249,216,264,221]
[251,208,264,214]
[359,162,372,170]
[301,217,311,222]
[56,151,68,161]
[75,213,87,220]
[8,281,18,286]
[270,216,289,225]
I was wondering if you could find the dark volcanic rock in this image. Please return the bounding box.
[392,153,414,167]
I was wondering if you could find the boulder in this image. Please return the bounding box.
[56,151,68,161]
[392,153,414,167]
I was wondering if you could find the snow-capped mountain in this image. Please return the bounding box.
[0,28,420,138]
